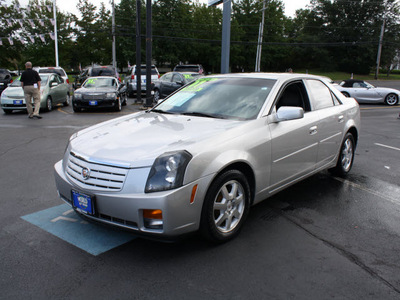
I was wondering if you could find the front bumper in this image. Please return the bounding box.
[54,160,212,239]
[73,98,117,109]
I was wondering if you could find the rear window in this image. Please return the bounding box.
[91,68,116,76]
[139,67,158,75]
[174,66,200,72]
[39,68,66,77]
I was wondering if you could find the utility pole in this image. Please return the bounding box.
[375,1,387,79]
[145,0,152,107]
[136,0,141,103]
[53,0,59,67]
[221,0,231,74]
[255,0,266,72]
[112,0,116,68]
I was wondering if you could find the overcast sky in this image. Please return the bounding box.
[4,0,310,18]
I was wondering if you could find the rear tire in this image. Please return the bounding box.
[63,93,70,106]
[330,132,355,177]
[200,170,250,243]
[341,92,350,97]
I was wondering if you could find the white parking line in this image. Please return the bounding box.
[374,143,400,152]
[334,177,400,205]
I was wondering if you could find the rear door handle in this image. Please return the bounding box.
[309,126,318,135]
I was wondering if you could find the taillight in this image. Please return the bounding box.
[158,74,160,79]
[66,79,69,84]
[10,79,13,83]
[131,75,135,80]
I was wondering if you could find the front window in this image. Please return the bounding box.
[83,78,116,88]
[154,77,275,120]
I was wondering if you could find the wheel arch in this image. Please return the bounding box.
[207,161,256,205]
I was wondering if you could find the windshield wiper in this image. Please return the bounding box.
[181,112,222,119]
[149,109,174,114]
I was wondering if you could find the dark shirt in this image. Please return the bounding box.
[20,68,41,86]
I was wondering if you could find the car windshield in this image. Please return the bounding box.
[9,75,49,87]
[83,77,116,88]
[91,68,115,76]
[39,68,66,77]
[154,77,275,120]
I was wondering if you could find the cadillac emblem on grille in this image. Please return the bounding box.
[81,167,91,180]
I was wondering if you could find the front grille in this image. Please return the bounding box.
[66,152,129,191]
[83,94,105,100]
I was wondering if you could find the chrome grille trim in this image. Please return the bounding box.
[66,152,128,191]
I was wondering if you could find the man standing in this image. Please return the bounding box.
[20,62,42,119]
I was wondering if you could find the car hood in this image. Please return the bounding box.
[1,86,23,97]
[70,111,243,168]
[76,87,117,94]
[374,87,400,95]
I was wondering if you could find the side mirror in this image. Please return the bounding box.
[275,106,304,122]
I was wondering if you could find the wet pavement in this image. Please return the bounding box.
[0,95,399,299]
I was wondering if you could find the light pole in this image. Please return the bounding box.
[53,0,59,67]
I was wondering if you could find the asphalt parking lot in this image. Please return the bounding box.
[1,92,400,299]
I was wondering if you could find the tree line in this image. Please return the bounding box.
[1,0,399,75]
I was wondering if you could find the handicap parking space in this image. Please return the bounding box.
[21,204,136,256]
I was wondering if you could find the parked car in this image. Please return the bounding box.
[126,64,160,97]
[35,67,69,85]
[73,66,121,90]
[173,64,205,74]
[1,73,70,114]
[54,73,360,243]
[153,71,203,102]
[335,79,399,106]
[0,69,13,94]
[72,76,127,112]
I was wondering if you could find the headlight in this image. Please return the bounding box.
[107,92,116,98]
[74,93,82,99]
[145,151,192,193]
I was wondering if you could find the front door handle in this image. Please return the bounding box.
[309,126,318,135]
[338,115,344,123]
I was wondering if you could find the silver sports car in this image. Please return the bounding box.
[336,79,399,106]
[54,73,360,242]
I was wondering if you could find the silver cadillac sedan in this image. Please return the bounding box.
[54,73,360,242]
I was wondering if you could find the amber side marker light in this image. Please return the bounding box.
[143,209,163,230]
[190,184,198,204]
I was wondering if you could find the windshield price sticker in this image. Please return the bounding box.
[182,78,219,93]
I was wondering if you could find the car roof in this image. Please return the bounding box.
[206,72,331,81]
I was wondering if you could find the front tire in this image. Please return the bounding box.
[330,133,355,176]
[114,97,122,111]
[200,170,250,243]
[384,93,398,106]
[46,97,53,112]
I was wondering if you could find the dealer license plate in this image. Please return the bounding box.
[89,100,98,106]
[72,190,95,215]
[13,100,23,105]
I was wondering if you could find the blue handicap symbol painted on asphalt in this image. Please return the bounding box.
[21,204,136,256]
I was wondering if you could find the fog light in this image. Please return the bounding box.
[143,209,163,230]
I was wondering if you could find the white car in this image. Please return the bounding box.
[35,67,69,85]
[54,73,360,243]
[126,64,160,98]
[336,79,399,106]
